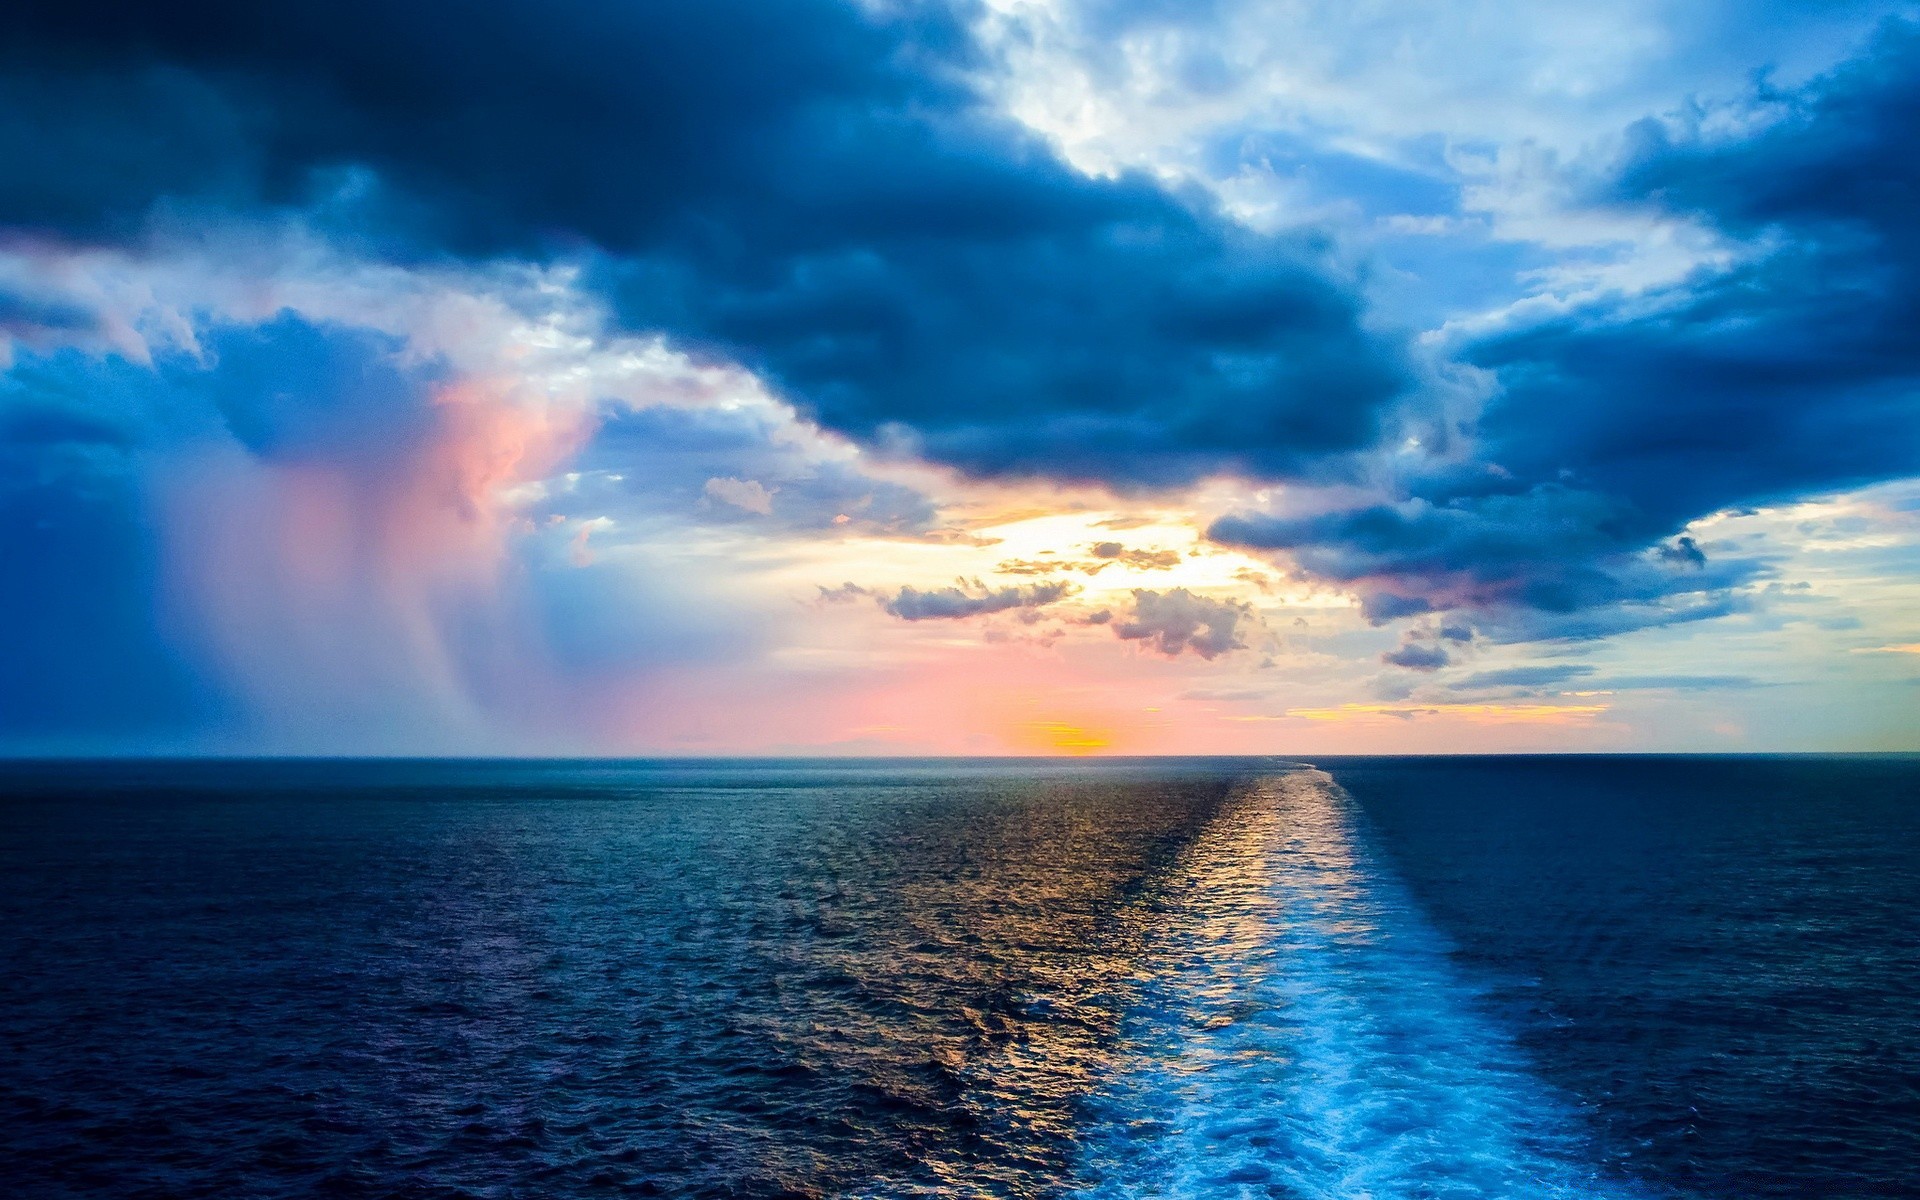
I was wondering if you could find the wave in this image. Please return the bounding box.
[1073,768,1648,1199]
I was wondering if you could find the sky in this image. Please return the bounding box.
[2,0,1917,756]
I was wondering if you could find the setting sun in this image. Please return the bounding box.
[1021,721,1114,755]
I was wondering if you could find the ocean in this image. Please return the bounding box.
[1,756,1914,1198]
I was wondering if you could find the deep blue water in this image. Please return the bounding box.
[0,755,1914,1198]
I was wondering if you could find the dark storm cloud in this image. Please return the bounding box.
[1462,21,1920,542]
[0,0,945,244]
[0,0,1409,486]
[1211,489,1762,636]
[1218,23,1920,637]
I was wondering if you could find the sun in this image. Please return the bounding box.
[1019,721,1113,755]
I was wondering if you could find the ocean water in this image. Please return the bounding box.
[0,756,1914,1199]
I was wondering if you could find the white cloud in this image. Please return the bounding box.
[974,0,1897,318]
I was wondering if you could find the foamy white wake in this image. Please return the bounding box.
[1073,768,1646,1199]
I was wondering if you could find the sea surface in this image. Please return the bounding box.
[1,755,1915,1198]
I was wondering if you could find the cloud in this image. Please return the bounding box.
[1179,687,1271,702]
[979,0,1893,182]
[0,312,580,748]
[1454,664,1594,689]
[1088,541,1182,568]
[0,245,837,752]
[997,542,1182,575]
[1204,24,1920,642]
[1211,486,1765,639]
[878,580,1074,621]
[1361,592,1435,623]
[1381,641,1449,671]
[1655,536,1707,568]
[703,475,774,516]
[2,0,1411,488]
[1592,673,1760,691]
[1449,665,1757,693]
[1286,700,1609,723]
[1113,588,1251,658]
[569,404,939,537]
[5,0,1918,754]
[996,557,1109,576]
[1523,21,1920,530]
